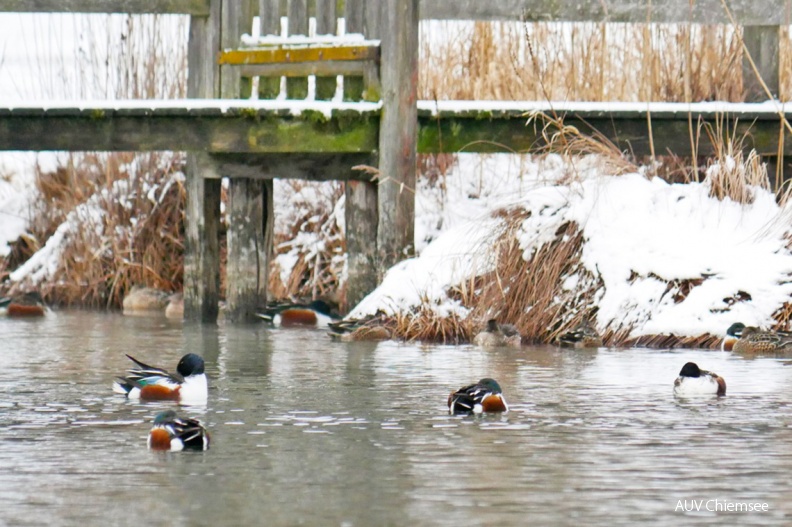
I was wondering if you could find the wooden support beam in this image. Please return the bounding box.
[345,177,379,310]
[226,178,271,322]
[224,0,265,322]
[184,0,221,322]
[377,0,418,270]
[209,153,375,180]
[184,154,222,322]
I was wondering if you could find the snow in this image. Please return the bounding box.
[351,154,792,340]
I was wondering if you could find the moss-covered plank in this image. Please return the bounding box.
[0,109,378,153]
[219,45,379,65]
[417,113,792,157]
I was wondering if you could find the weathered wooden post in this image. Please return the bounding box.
[742,24,786,186]
[184,0,222,322]
[343,0,382,309]
[377,0,418,271]
[223,0,269,323]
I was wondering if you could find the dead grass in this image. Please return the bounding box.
[15,153,186,308]
[420,22,749,102]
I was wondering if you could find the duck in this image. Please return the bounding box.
[0,291,47,317]
[327,316,392,341]
[472,319,522,348]
[256,299,339,327]
[557,318,603,349]
[148,410,210,451]
[673,362,726,396]
[112,353,208,405]
[165,292,184,320]
[723,322,792,353]
[448,378,509,414]
[122,286,170,315]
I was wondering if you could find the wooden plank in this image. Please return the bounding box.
[219,0,252,99]
[219,44,379,65]
[345,177,379,310]
[239,61,367,78]
[184,0,221,322]
[0,0,210,14]
[377,0,418,269]
[343,0,365,101]
[0,109,380,152]
[743,26,780,101]
[209,153,375,179]
[4,102,792,156]
[419,0,792,25]
[286,0,309,99]
[415,110,792,158]
[315,0,338,100]
[226,178,269,322]
[258,0,281,99]
[362,0,382,101]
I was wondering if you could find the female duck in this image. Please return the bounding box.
[473,319,521,348]
[448,378,509,414]
[557,319,603,349]
[148,410,210,451]
[113,353,208,405]
[673,362,726,397]
[328,317,392,341]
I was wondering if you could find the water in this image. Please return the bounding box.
[1,311,791,526]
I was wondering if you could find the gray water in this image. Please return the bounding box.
[1,311,791,526]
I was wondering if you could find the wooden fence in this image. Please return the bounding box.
[1,0,791,323]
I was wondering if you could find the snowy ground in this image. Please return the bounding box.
[352,155,792,340]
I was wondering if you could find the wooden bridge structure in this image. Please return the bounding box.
[2,0,792,323]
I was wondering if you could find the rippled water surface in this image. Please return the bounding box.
[2,311,792,526]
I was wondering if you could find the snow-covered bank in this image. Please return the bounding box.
[352,161,792,342]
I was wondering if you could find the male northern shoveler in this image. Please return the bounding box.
[721,322,747,351]
[724,322,792,353]
[327,316,392,342]
[0,292,47,317]
[448,378,509,414]
[557,319,603,349]
[473,319,522,348]
[673,362,726,397]
[122,286,170,315]
[113,353,208,405]
[148,410,210,451]
[256,299,339,328]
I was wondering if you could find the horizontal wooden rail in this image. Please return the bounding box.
[1,100,791,159]
[5,0,787,24]
[419,0,792,25]
[0,0,210,14]
[219,44,379,65]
